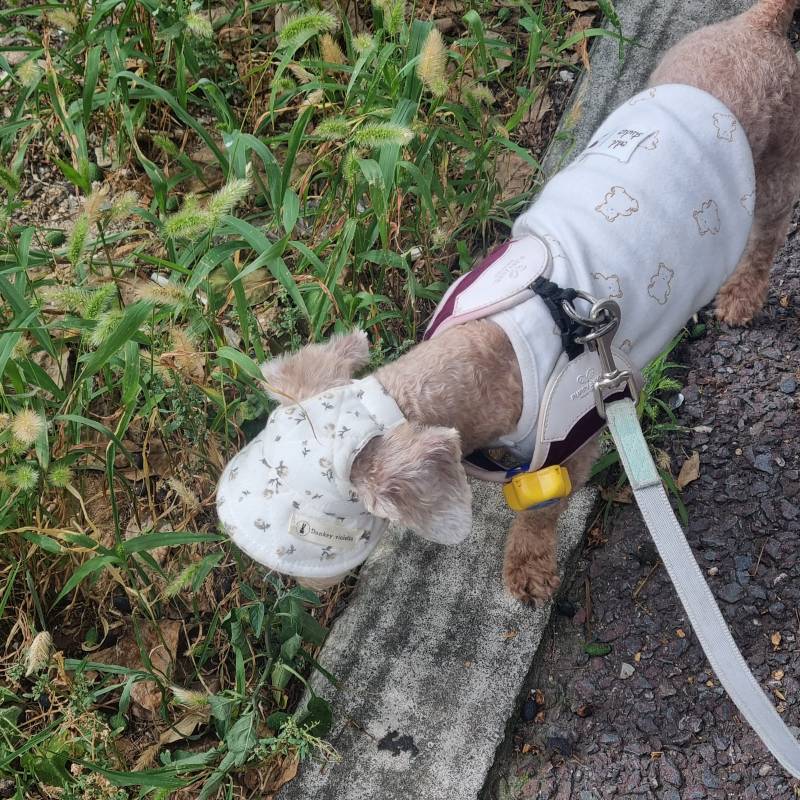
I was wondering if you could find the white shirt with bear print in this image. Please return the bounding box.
[490,83,755,461]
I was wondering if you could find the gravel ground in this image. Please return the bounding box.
[491,208,800,800]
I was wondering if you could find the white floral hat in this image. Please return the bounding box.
[216,376,406,580]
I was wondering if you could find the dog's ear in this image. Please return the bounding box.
[261,330,370,405]
[351,422,472,544]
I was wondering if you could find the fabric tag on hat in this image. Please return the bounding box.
[287,511,366,550]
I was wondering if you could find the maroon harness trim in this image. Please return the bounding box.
[424,242,511,340]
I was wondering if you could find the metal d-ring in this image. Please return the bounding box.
[561,292,621,343]
[560,290,600,328]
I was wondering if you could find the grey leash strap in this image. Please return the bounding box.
[559,292,800,776]
[605,398,800,779]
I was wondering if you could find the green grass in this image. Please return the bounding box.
[0,0,620,797]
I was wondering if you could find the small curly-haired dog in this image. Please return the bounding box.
[217,0,800,603]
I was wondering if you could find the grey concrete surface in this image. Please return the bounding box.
[281,2,757,799]
[280,482,596,800]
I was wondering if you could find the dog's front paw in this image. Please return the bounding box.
[503,560,561,607]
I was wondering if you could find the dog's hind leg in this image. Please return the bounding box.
[648,0,800,325]
[716,158,800,325]
[715,198,795,325]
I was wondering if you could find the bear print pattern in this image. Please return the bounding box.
[693,199,721,236]
[740,190,755,217]
[648,264,674,305]
[642,131,659,151]
[595,186,640,222]
[505,85,755,391]
[713,113,737,142]
[591,272,623,299]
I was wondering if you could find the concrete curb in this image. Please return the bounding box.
[280,483,596,800]
[280,2,754,797]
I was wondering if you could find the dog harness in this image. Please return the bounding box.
[217,376,416,580]
[426,83,755,491]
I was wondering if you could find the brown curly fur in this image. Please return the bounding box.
[261,0,800,603]
[650,0,800,325]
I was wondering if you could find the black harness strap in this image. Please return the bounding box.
[530,276,588,360]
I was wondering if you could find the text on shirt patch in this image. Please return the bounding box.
[583,128,659,163]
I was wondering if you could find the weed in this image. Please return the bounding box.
[592,331,692,526]
[0,0,620,796]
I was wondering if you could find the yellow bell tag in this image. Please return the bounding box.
[503,465,572,512]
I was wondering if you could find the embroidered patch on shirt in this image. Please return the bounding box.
[582,128,659,163]
[288,511,364,550]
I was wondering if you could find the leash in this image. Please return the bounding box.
[571,293,800,778]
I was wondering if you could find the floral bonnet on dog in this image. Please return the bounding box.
[216,375,408,580]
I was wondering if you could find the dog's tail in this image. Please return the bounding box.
[744,0,798,32]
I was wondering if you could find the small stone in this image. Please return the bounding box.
[701,767,721,789]
[770,602,787,617]
[779,376,797,394]
[619,662,635,679]
[636,541,659,565]
[759,764,772,776]
[780,499,799,520]
[749,583,767,600]
[736,569,751,586]
[713,735,730,751]
[599,621,626,642]
[555,598,576,617]
[546,734,574,757]
[753,452,774,474]
[623,740,649,756]
[679,714,704,734]
[683,785,707,800]
[521,695,540,722]
[112,592,132,613]
[658,755,683,787]
[734,554,753,571]
[658,680,677,698]
[717,582,744,603]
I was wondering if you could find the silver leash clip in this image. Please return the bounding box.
[562,292,638,419]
